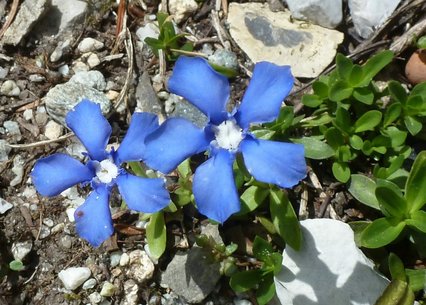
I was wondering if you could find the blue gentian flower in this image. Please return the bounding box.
[143,56,307,223]
[32,100,170,247]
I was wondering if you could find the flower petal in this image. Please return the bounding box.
[193,149,240,223]
[168,56,229,123]
[144,118,210,173]
[116,173,170,213]
[74,185,114,247]
[240,137,306,188]
[66,99,111,161]
[116,112,159,164]
[235,63,294,129]
[32,153,94,197]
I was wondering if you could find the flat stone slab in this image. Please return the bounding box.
[275,219,389,305]
[227,3,344,78]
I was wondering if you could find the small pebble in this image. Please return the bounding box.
[234,299,253,305]
[43,218,54,227]
[89,292,102,304]
[87,53,100,68]
[82,278,97,290]
[110,251,122,267]
[58,65,69,76]
[11,241,33,261]
[0,197,13,214]
[1,80,20,96]
[58,267,91,290]
[23,109,33,121]
[0,140,11,161]
[61,235,73,249]
[72,61,89,73]
[100,282,116,297]
[0,67,9,79]
[4,120,21,138]
[51,223,65,234]
[119,253,130,266]
[38,225,51,239]
[29,74,45,82]
[10,155,25,187]
[78,37,104,53]
[44,120,63,140]
[69,70,106,91]
[66,208,76,222]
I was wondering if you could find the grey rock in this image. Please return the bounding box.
[284,0,342,28]
[208,49,238,70]
[36,0,88,37]
[121,280,139,305]
[58,267,91,290]
[42,218,54,227]
[11,241,33,261]
[82,278,97,290]
[60,235,73,249]
[1,0,50,46]
[234,300,252,305]
[1,80,20,96]
[348,0,402,39]
[100,282,116,297]
[10,155,25,187]
[0,197,13,214]
[89,292,102,304]
[0,139,11,161]
[161,247,221,303]
[135,72,162,114]
[70,70,106,91]
[0,67,9,79]
[168,94,208,128]
[227,2,343,78]
[29,74,46,83]
[275,219,389,305]
[78,37,104,53]
[110,251,122,268]
[38,225,51,239]
[50,39,71,62]
[44,81,111,126]
[136,23,160,43]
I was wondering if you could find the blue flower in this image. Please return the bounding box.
[143,56,307,223]
[32,100,170,247]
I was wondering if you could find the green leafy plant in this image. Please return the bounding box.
[350,151,426,249]
[144,12,193,61]
[9,259,24,272]
[229,236,282,305]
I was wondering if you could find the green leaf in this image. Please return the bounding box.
[257,216,277,234]
[252,236,274,261]
[360,218,406,248]
[334,106,352,133]
[405,151,426,212]
[338,145,353,162]
[9,260,24,271]
[128,161,148,177]
[374,280,414,305]
[336,53,353,80]
[209,62,238,78]
[404,115,422,135]
[354,110,382,133]
[177,158,192,177]
[383,103,402,127]
[353,87,374,105]
[332,161,351,183]
[146,212,167,259]
[239,185,269,214]
[360,50,393,85]
[405,268,426,292]
[256,274,276,305]
[349,134,363,150]
[405,95,424,115]
[329,80,353,102]
[302,94,323,107]
[291,137,334,160]
[348,174,380,210]
[312,81,329,98]
[388,253,406,282]
[269,189,302,250]
[300,111,333,127]
[417,35,426,48]
[375,179,407,218]
[406,210,426,233]
[349,65,364,87]
[230,269,264,292]
[382,126,407,148]
[325,127,345,149]
[388,81,408,105]
[411,82,426,101]
[349,221,371,247]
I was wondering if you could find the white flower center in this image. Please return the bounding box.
[214,120,244,151]
[96,159,119,184]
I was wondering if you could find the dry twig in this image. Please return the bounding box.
[0,0,20,39]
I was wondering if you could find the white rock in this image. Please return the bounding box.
[72,61,89,73]
[0,67,9,79]
[10,155,25,187]
[58,65,70,76]
[87,53,100,68]
[348,0,402,39]
[43,218,54,227]
[23,109,33,121]
[122,280,139,305]
[275,219,389,305]
[58,267,91,290]
[285,0,342,28]
[0,197,13,214]
[120,252,130,266]
[136,23,160,43]
[1,80,20,96]
[168,0,198,24]
[66,208,76,222]
[78,38,104,53]
[89,292,102,304]
[4,120,21,138]
[126,250,155,283]
[0,140,11,162]
[29,74,45,83]
[110,251,122,267]
[11,241,32,261]
[44,120,63,140]
[82,278,97,290]
[234,299,253,305]
[227,3,344,78]
[69,70,106,91]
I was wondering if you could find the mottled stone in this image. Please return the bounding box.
[284,0,342,28]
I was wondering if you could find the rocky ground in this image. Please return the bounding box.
[0,0,425,305]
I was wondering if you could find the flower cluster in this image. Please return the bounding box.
[32,56,306,247]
